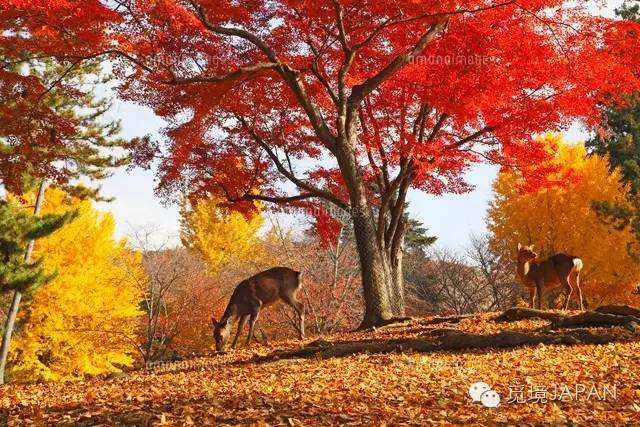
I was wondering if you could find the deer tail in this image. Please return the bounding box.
[573,258,583,271]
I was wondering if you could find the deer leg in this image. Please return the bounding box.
[293,302,305,340]
[535,281,544,310]
[574,271,584,311]
[231,315,248,349]
[283,295,305,339]
[562,278,573,311]
[259,327,268,345]
[529,287,536,309]
[246,310,260,346]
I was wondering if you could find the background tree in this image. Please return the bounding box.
[180,197,264,273]
[0,58,141,197]
[8,188,144,382]
[0,0,123,192]
[467,234,520,311]
[131,226,222,362]
[488,133,640,307]
[422,248,488,315]
[0,199,73,297]
[277,217,363,334]
[586,2,640,263]
[406,235,517,315]
[0,182,76,384]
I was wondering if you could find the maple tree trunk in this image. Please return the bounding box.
[0,180,47,385]
[335,138,395,329]
[351,210,395,329]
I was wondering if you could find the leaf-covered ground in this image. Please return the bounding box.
[2,312,639,426]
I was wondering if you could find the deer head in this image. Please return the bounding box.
[517,243,537,263]
[212,316,231,352]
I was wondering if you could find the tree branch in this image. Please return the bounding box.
[237,116,349,210]
[232,192,316,204]
[348,20,448,108]
[189,0,337,149]
[447,126,496,149]
[164,62,278,84]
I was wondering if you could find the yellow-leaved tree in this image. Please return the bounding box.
[8,188,144,382]
[488,133,640,306]
[180,197,264,272]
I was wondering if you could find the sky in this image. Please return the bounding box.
[97,0,625,251]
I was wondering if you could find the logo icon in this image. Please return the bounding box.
[469,381,501,408]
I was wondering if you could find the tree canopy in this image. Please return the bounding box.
[180,197,264,273]
[4,0,640,327]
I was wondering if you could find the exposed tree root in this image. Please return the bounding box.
[360,317,414,332]
[252,328,629,362]
[494,308,563,322]
[494,306,640,330]
[594,305,640,318]
[420,314,476,325]
[431,328,620,349]
[551,311,640,329]
[364,314,474,333]
[244,306,640,363]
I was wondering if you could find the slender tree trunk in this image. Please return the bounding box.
[388,244,406,317]
[0,180,47,385]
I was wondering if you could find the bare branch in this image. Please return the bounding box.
[165,62,278,84]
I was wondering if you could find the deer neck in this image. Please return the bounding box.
[517,259,531,281]
[221,302,239,324]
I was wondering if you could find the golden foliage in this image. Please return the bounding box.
[488,133,640,305]
[8,188,144,382]
[181,198,264,273]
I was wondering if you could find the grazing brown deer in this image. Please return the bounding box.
[516,243,584,310]
[212,267,305,351]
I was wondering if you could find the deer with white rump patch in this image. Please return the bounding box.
[516,243,584,310]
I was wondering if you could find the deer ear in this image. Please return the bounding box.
[528,244,535,250]
[517,243,522,251]
[211,316,218,327]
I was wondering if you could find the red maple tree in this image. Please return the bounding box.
[5,0,640,327]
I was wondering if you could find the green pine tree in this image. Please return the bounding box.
[586,1,640,257]
[1,57,148,198]
[404,217,437,255]
[0,200,74,295]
